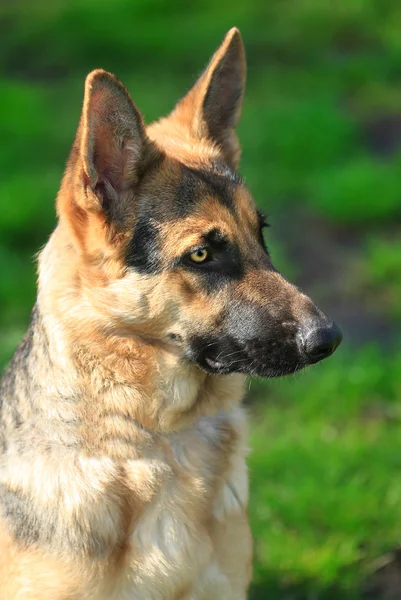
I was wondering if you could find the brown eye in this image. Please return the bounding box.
[189,248,209,263]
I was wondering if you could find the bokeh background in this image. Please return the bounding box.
[1,1,401,598]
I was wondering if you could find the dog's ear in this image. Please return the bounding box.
[172,28,246,168]
[57,70,162,255]
[80,70,158,216]
[64,70,159,227]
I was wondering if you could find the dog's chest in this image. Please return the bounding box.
[0,408,249,599]
[99,408,250,599]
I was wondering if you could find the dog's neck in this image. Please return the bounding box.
[12,230,245,455]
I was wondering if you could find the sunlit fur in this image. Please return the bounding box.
[0,27,337,600]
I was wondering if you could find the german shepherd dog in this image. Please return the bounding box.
[0,28,342,599]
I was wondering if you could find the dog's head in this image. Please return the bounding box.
[56,28,342,379]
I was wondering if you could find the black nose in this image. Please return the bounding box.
[302,321,343,363]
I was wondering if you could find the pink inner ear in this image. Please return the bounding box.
[82,70,152,202]
[90,87,112,119]
[89,111,125,192]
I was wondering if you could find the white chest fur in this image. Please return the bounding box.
[110,406,251,600]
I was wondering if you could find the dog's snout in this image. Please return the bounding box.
[300,320,343,363]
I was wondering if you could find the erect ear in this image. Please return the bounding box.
[172,28,246,168]
[76,69,158,221]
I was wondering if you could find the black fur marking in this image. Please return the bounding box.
[175,166,201,215]
[0,482,111,556]
[256,209,269,229]
[0,306,42,452]
[208,162,243,185]
[175,163,242,216]
[254,210,269,254]
[179,233,244,294]
[0,484,42,545]
[126,217,161,274]
[203,228,229,247]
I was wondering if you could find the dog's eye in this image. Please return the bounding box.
[189,248,209,263]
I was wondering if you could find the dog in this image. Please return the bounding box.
[0,27,342,600]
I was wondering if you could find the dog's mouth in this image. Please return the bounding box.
[202,356,242,375]
[199,352,305,378]
[205,356,227,371]
[190,341,305,378]
[193,351,234,375]
[188,325,342,378]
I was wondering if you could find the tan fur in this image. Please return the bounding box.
[149,28,245,169]
[0,29,254,599]
[1,24,340,600]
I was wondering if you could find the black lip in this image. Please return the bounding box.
[193,350,308,378]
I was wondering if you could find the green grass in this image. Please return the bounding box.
[307,154,401,224]
[357,237,401,321]
[249,347,401,598]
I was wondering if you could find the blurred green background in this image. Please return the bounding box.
[1,1,401,598]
